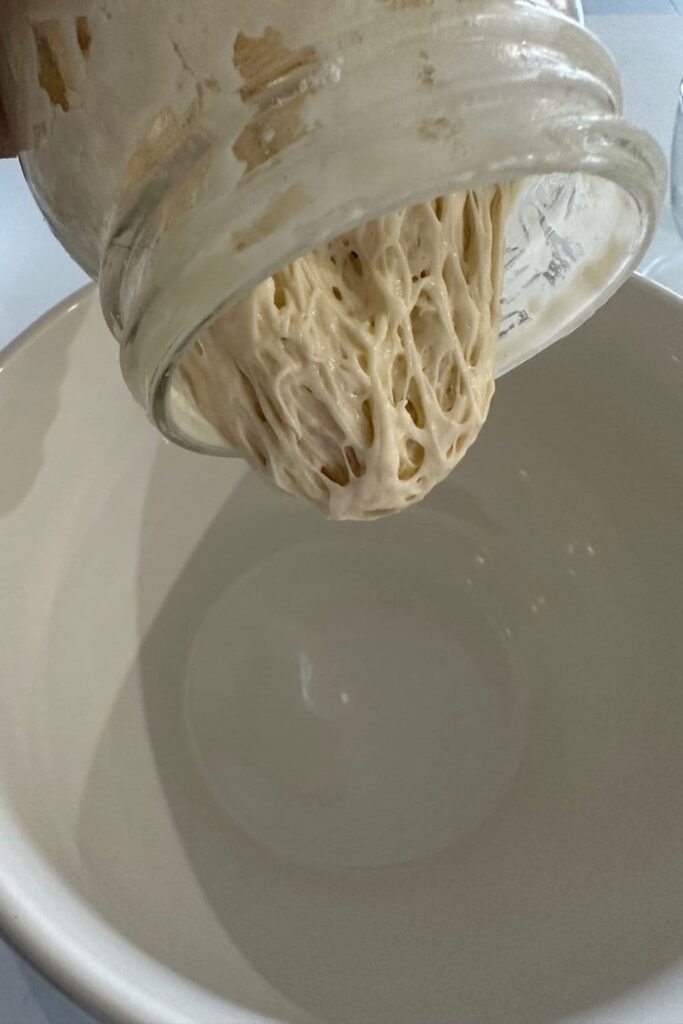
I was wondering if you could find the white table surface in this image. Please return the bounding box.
[1,3,682,1022]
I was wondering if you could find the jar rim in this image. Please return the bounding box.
[99,1,664,453]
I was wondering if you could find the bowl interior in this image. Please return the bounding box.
[2,278,683,1024]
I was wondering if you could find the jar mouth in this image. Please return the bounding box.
[100,2,665,455]
[161,166,651,457]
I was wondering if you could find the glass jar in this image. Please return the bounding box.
[672,78,683,242]
[1,0,665,454]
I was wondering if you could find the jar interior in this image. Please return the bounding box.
[163,171,640,457]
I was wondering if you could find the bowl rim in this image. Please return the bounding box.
[0,283,96,373]
[0,282,282,1024]
[1,272,683,1024]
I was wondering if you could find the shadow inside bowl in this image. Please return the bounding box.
[0,294,91,518]
[74,281,683,1024]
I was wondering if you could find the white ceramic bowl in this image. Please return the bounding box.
[2,277,683,1024]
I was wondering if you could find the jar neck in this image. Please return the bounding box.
[98,0,663,452]
[531,0,585,23]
